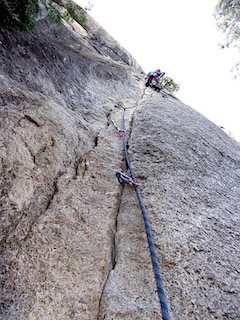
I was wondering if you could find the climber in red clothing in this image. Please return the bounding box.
[145,68,165,89]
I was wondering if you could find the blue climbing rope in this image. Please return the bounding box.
[121,108,170,320]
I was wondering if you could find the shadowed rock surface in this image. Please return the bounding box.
[0,2,240,319]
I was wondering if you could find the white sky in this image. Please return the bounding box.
[76,0,240,142]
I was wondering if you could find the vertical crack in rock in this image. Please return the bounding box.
[1,174,60,247]
[44,176,59,212]
[1,5,239,316]
[0,6,149,318]
[125,98,142,151]
[140,85,147,100]
[97,103,140,319]
[97,183,124,319]
[73,130,103,179]
[111,184,124,271]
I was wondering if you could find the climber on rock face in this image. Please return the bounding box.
[145,71,154,87]
[145,68,165,90]
[155,68,164,78]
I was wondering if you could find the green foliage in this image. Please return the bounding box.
[19,0,39,31]
[214,0,240,47]
[214,0,240,76]
[48,6,62,26]
[52,0,63,5]
[0,0,87,31]
[161,76,180,93]
[66,2,87,27]
[0,0,39,31]
[47,0,88,29]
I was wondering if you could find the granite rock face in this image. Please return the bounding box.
[99,91,240,319]
[0,3,240,320]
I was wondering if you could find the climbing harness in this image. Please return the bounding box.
[116,171,141,187]
[112,109,170,320]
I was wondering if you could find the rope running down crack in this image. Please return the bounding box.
[113,108,171,320]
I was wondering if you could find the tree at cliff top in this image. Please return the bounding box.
[214,0,240,76]
[0,0,39,31]
[161,76,180,94]
[0,0,87,31]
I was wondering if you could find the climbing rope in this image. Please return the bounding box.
[114,108,170,320]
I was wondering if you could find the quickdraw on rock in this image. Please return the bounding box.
[112,119,126,137]
[112,110,170,320]
[116,171,141,187]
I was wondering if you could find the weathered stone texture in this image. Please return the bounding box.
[97,91,240,319]
[1,3,240,320]
[122,90,240,319]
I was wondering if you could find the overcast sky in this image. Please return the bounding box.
[76,0,240,141]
